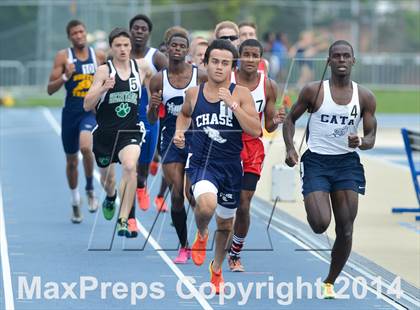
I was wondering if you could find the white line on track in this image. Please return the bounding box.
[252,205,417,309]
[41,107,213,310]
[0,182,15,310]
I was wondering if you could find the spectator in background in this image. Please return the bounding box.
[289,30,329,89]
[214,20,240,49]
[189,37,208,71]
[238,21,257,42]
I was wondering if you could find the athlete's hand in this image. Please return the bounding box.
[64,61,76,80]
[348,134,362,148]
[218,88,235,108]
[285,148,299,167]
[173,130,185,149]
[273,105,286,125]
[102,77,115,91]
[150,90,162,110]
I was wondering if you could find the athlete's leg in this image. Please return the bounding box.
[61,109,80,206]
[194,191,217,237]
[227,171,259,272]
[79,112,96,189]
[235,190,253,237]
[303,191,332,234]
[79,131,94,185]
[190,188,217,266]
[137,163,149,188]
[213,214,234,272]
[324,190,358,284]
[163,162,187,247]
[118,144,140,220]
[184,173,196,208]
[79,129,99,212]
[158,175,168,198]
[99,164,116,197]
[65,153,79,195]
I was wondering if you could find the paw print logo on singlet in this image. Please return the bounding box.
[98,156,110,166]
[115,102,131,118]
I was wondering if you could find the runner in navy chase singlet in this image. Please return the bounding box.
[173,39,261,295]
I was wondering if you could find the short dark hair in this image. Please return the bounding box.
[328,40,354,56]
[167,32,190,47]
[129,14,153,32]
[204,39,238,68]
[108,27,131,46]
[239,39,263,57]
[66,20,85,36]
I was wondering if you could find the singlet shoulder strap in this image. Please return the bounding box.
[191,65,198,85]
[67,48,74,63]
[89,47,98,68]
[229,82,236,93]
[107,60,116,77]
[323,80,332,103]
[130,59,142,97]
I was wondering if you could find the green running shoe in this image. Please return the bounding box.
[102,198,116,220]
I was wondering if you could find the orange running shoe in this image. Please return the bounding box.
[191,231,208,266]
[154,196,168,212]
[209,260,224,295]
[149,160,159,176]
[136,187,150,211]
[127,218,139,238]
[227,256,245,272]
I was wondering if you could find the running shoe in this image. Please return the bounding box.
[149,160,159,176]
[102,198,116,220]
[209,260,224,295]
[227,256,245,272]
[127,218,139,238]
[154,196,168,212]
[86,190,99,213]
[322,282,335,299]
[117,218,129,237]
[191,231,208,266]
[173,247,191,264]
[136,187,150,211]
[71,204,83,223]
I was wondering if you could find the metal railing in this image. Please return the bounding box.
[0,55,419,91]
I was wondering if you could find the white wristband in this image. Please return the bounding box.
[62,73,68,82]
[358,137,363,147]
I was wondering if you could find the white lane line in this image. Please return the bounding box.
[0,183,15,310]
[252,206,416,309]
[41,107,213,310]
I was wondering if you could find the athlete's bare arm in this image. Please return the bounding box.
[83,65,113,112]
[197,68,208,83]
[47,50,74,95]
[136,58,153,88]
[263,78,285,133]
[283,82,319,167]
[219,85,261,137]
[147,72,163,124]
[152,50,169,71]
[94,50,107,65]
[173,86,199,149]
[348,86,377,150]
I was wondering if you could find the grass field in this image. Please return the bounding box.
[8,89,420,114]
[281,89,419,114]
